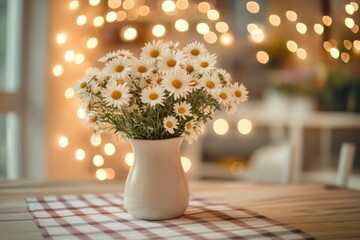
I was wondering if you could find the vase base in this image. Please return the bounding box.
[127,207,186,221]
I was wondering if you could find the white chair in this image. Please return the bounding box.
[336,143,356,187]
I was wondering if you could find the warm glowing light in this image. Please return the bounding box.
[203,31,217,44]
[213,119,229,135]
[250,29,264,42]
[74,53,85,64]
[138,5,150,16]
[77,15,87,25]
[345,4,355,15]
[93,155,104,167]
[286,40,298,52]
[53,65,63,76]
[56,33,67,44]
[125,153,134,166]
[330,48,340,59]
[106,168,115,179]
[296,22,307,34]
[207,9,219,20]
[237,119,252,135]
[122,0,134,10]
[181,157,191,172]
[89,0,100,6]
[175,19,189,32]
[176,0,189,10]
[117,10,127,21]
[69,0,79,10]
[341,52,350,63]
[286,10,297,22]
[322,16,332,26]
[108,0,121,9]
[215,21,229,33]
[162,0,176,13]
[96,169,107,180]
[345,18,355,28]
[269,14,281,26]
[152,24,166,37]
[58,136,68,148]
[352,24,359,33]
[122,27,138,41]
[353,40,360,50]
[219,33,234,46]
[90,134,102,146]
[104,143,115,156]
[93,16,105,27]
[344,40,352,50]
[351,2,359,11]
[106,11,117,22]
[256,51,269,64]
[87,38,98,49]
[64,50,75,62]
[314,23,324,35]
[196,22,210,34]
[323,41,332,52]
[296,48,307,60]
[247,23,258,33]
[198,2,210,13]
[64,88,75,99]
[126,9,138,20]
[77,107,86,119]
[246,1,260,13]
[75,149,85,161]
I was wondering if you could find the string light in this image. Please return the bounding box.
[322,16,332,26]
[104,143,115,156]
[152,24,166,37]
[219,33,234,46]
[256,51,269,64]
[296,48,307,60]
[89,0,100,6]
[343,40,352,50]
[345,4,355,15]
[76,15,87,25]
[117,10,127,21]
[96,169,107,180]
[93,16,105,27]
[162,0,176,13]
[237,119,252,135]
[286,40,298,52]
[269,14,281,26]
[314,23,324,35]
[341,52,350,63]
[106,11,117,22]
[198,2,210,13]
[353,40,360,50]
[175,19,189,32]
[74,53,85,64]
[323,41,332,52]
[56,33,67,44]
[108,0,122,9]
[196,22,210,34]
[213,119,229,135]
[250,28,265,42]
[215,21,229,33]
[64,88,75,99]
[203,31,217,44]
[121,27,138,41]
[93,155,104,167]
[138,5,150,16]
[350,2,359,11]
[286,10,297,22]
[77,107,86,119]
[352,24,359,33]
[53,65,63,76]
[247,23,258,33]
[69,0,79,10]
[58,136,69,148]
[64,50,75,62]
[123,0,135,10]
[296,22,307,34]
[90,134,102,146]
[207,9,219,20]
[181,157,191,172]
[176,0,189,10]
[106,168,115,179]
[86,37,98,49]
[246,1,260,14]
[75,149,85,161]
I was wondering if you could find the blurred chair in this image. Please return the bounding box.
[242,142,294,184]
[336,143,356,187]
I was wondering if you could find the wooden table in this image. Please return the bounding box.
[1,180,359,240]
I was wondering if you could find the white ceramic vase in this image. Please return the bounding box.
[124,137,189,220]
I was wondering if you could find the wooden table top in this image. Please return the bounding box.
[0,180,359,240]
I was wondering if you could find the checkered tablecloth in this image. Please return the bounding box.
[26,193,314,240]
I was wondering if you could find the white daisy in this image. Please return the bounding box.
[200,73,221,95]
[184,119,195,132]
[158,49,185,71]
[98,51,118,63]
[196,52,217,73]
[173,102,192,119]
[189,76,202,90]
[87,113,101,129]
[165,41,180,49]
[109,74,132,86]
[183,59,198,75]
[102,81,132,108]
[182,129,198,144]
[141,85,166,107]
[141,40,167,60]
[114,49,134,59]
[74,76,91,93]
[217,87,233,105]
[163,69,191,100]
[227,101,238,115]
[163,116,178,134]
[183,41,207,58]
[232,82,249,103]
[132,59,153,78]
[217,68,232,85]
[104,56,133,79]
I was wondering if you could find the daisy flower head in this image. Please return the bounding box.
[132,59,153,78]
[217,87,233,105]
[163,115,178,134]
[141,85,166,107]
[114,49,134,59]
[163,68,191,100]
[183,41,207,58]
[109,74,132,87]
[98,51,118,63]
[227,101,238,115]
[200,72,221,95]
[196,52,217,73]
[158,49,185,71]
[104,56,133,79]
[74,76,91,93]
[102,81,132,108]
[189,76,202,90]
[183,59,198,75]
[141,40,167,60]
[232,82,249,103]
[86,113,101,129]
[217,68,232,85]
[173,101,192,119]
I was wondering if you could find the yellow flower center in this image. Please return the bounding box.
[80,82,87,88]
[150,49,160,58]
[220,92,228,99]
[186,122,192,129]
[191,48,200,56]
[200,61,209,68]
[172,79,182,89]
[206,81,215,89]
[87,102,92,110]
[115,64,124,72]
[178,107,186,114]
[145,78,152,84]
[90,116,98,122]
[138,66,147,73]
[166,121,173,128]
[105,76,111,81]
[235,90,242,97]
[156,78,163,84]
[167,58,177,67]
[116,80,125,85]
[111,90,122,99]
[186,65,194,74]
[149,92,158,100]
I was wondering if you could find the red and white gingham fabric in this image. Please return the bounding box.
[26,193,314,240]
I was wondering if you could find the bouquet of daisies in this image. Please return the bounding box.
[74,41,248,144]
